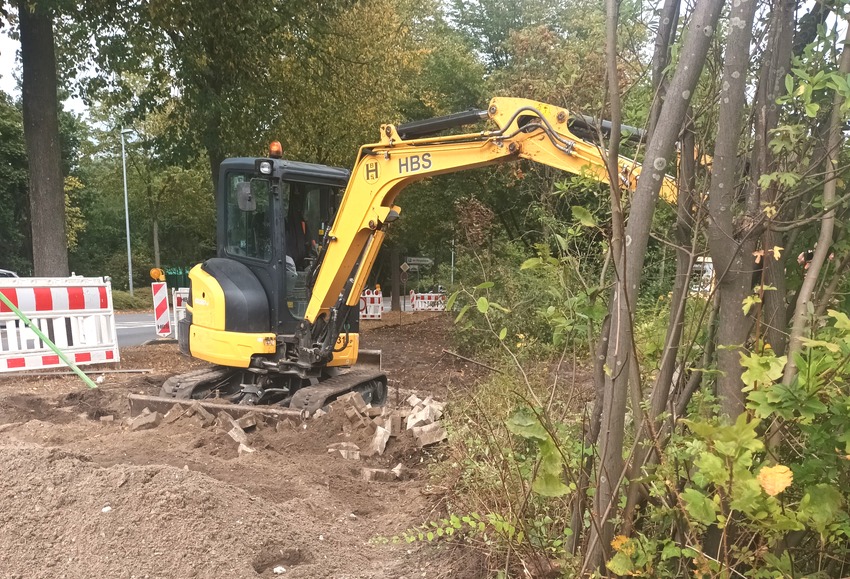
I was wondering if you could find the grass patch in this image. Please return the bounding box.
[112,287,153,310]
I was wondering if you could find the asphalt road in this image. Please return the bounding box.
[116,312,158,347]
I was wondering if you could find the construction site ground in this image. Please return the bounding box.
[0,313,487,579]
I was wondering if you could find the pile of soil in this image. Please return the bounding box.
[0,314,489,578]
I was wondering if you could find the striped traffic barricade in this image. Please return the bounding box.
[359,289,383,320]
[0,277,120,374]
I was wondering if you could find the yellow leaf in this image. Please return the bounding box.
[610,534,635,555]
[763,205,778,219]
[610,535,629,551]
[771,246,783,260]
[757,465,793,496]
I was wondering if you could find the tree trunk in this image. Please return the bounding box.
[18,1,69,277]
[584,0,726,569]
[706,0,759,419]
[782,31,850,385]
[622,117,698,532]
[647,0,681,137]
[751,0,795,354]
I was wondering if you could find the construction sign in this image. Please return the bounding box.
[151,282,171,337]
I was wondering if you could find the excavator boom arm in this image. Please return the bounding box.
[297,98,677,365]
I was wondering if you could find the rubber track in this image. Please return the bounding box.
[289,368,386,414]
[160,366,236,399]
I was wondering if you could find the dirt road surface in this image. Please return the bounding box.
[0,314,487,579]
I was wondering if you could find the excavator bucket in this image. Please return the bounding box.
[356,349,382,369]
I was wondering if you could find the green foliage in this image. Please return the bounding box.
[447,237,559,355]
[0,93,31,273]
[431,367,587,574]
[377,511,528,547]
[607,312,850,577]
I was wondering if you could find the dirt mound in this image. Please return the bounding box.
[0,445,332,578]
[0,316,484,578]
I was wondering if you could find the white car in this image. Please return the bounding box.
[0,269,18,278]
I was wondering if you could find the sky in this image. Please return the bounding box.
[0,32,20,97]
[0,32,87,115]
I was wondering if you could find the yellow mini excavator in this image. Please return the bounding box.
[157,97,677,414]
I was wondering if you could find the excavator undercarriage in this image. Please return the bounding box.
[150,350,386,416]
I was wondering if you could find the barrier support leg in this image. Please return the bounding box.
[0,292,98,389]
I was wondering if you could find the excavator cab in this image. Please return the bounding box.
[171,151,370,406]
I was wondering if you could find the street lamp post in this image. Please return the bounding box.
[120,128,134,296]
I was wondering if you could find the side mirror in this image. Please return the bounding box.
[236,181,256,212]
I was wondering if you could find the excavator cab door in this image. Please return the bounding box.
[213,158,351,339]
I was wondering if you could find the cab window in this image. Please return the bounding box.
[285,182,339,319]
[225,173,272,261]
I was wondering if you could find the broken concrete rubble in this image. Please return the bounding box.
[406,404,439,430]
[163,404,185,424]
[227,425,249,445]
[336,391,367,413]
[364,406,383,418]
[411,422,447,447]
[187,401,215,427]
[361,463,406,482]
[327,441,361,460]
[405,394,422,407]
[370,426,390,456]
[214,411,236,431]
[234,413,258,430]
[128,411,162,432]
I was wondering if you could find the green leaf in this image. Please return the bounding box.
[498,327,507,341]
[829,309,850,330]
[739,351,786,390]
[445,291,459,310]
[571,205,597,227]
[475,281,494,290]
[532,471,569,497]
[784,73,794,95]
[476,297,489,314]
[799,484,844,535]
[694,452,726,486]
[681,419,716,438]
[554,233,569,252]
[661,542,681,561]
[799,338,840,353]
[520,257,541,270]
[455,304,470,323]
[505,408,548,441]
[742,294,761,315]
[681,488,718,525]
[606,551,636,576]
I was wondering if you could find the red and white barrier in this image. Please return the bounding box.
[359,289,383,320]
[172,287,189,342]
[151,282,171,337]
[409,291,447,312]
[0,277,120,372]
